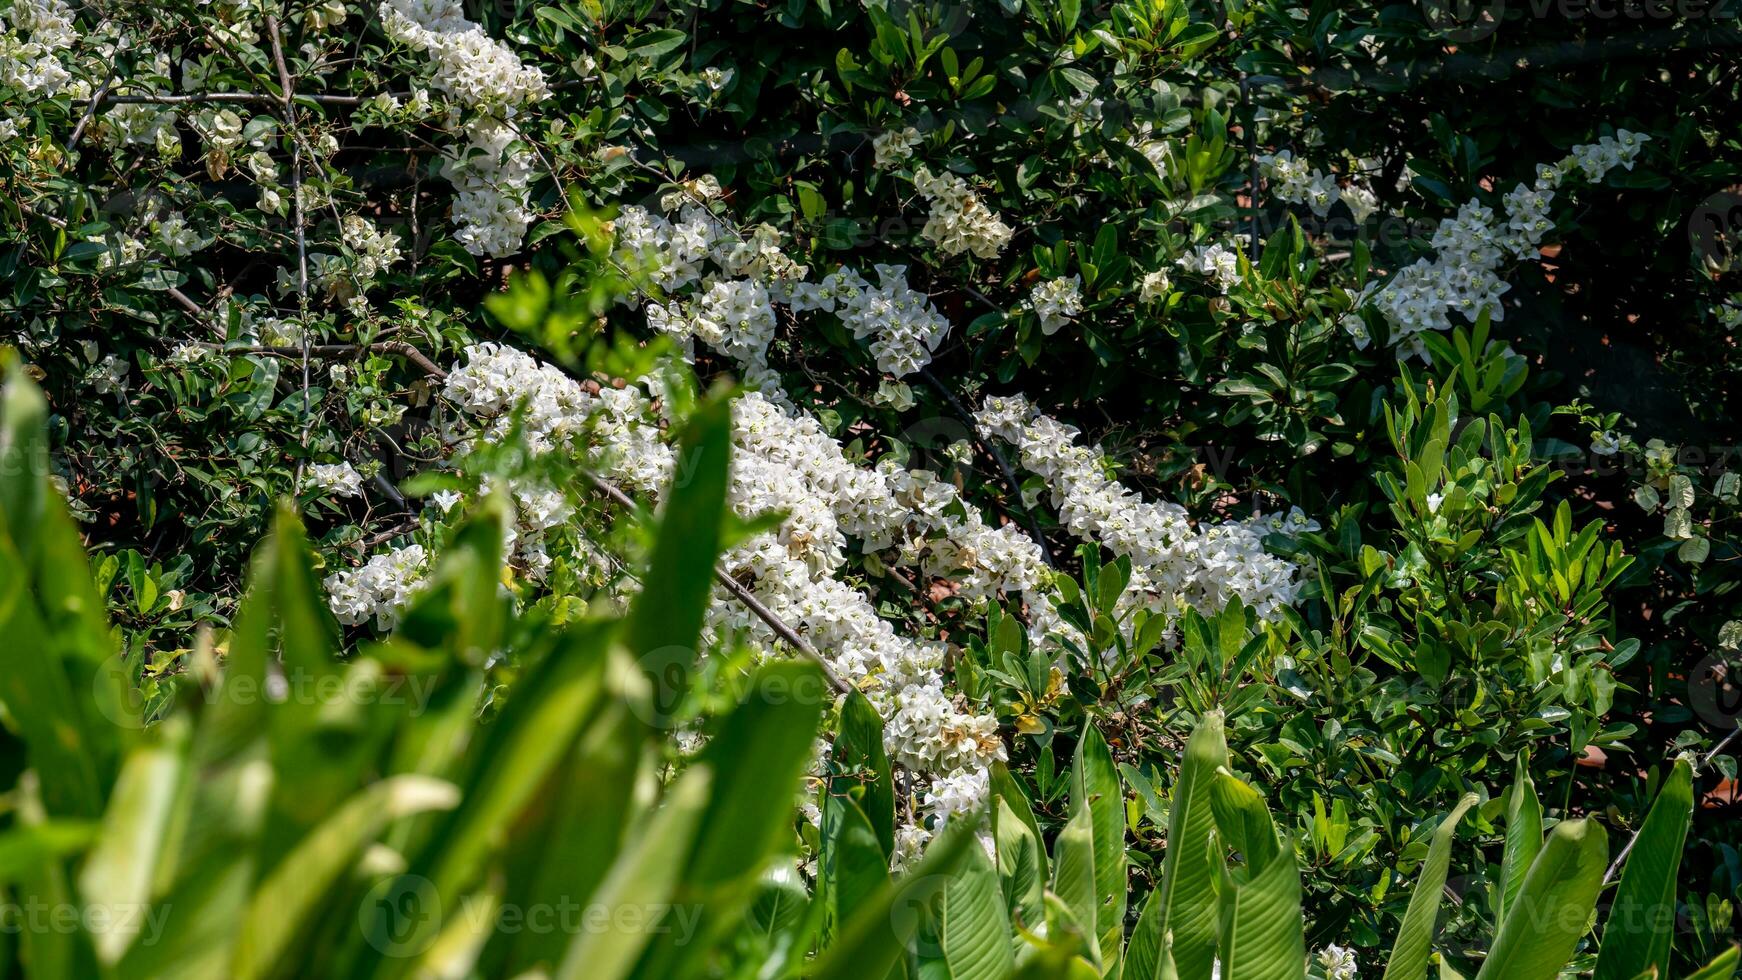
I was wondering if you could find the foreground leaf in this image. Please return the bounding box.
[1382,793,1478,980]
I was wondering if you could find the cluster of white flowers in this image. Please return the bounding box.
[425,340,1070,854]
[378,0,544,256]
[441,117,538,258]
[1139,269,1172,303]
[324,544,428,630]
[1316,944,1358,980]
[615,200,952,378]
[1027,276,1084,335]
[1360,130,1648,357]
[790,265,951,377]
[103,101,180,157]
[154,212,201,258]
[340,215,404,283]
[0,0,76,96]
[193,108,245,176]
[441,340,607,453]
[307,461,364,497]
[872,126,922,169]
[1257,150,1382,225]
[613,204,718,295]
[1177,242,1242,291]
[86,354,129,395]
[426,335,1320,847]
[1258,150,1342,217]
[648,278,778,368]
[379,0,547,108]
[912,165,1013,260]
[977,393,1317,621]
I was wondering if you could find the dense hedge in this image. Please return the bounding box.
[4,0,1742,972]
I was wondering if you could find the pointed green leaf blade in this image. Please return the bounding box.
[1381,793,1479,980]
[1593,759,1694,980]
[1474,818,1609,980]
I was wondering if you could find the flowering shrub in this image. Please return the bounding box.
[6,0,1742,972]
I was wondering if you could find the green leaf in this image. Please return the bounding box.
[1208,770,1281,874]
[77,732,188,966]
[744,861,812,976]
[994,795,1045,931]
[821,793,890,943]
[939,841,1015,980]
[629,660,830,978]
[1686,946,1742,980]
[1155,711,1229,980]
[234,776,459,980]
[1052,802,1101,968]
[554,765,712,980]
[1475,818,1609,980]
[623,390,733,727]
[1072,725,1127,964]
[811,816,980,980]
[626,27,688,57]
[1381,793,1478,980]
[832,689,895,857]
[1496,754,1542,925]
[361,624,613,978]
[1125,890,1181,980]
[503,695,647,975]
[1593,759,1694,980]
[1218,833,1305,980]
[0,370,116,817]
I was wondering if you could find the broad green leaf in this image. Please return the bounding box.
[744,861,812,977]
[811,816,979,980]
[1155,711,1230,980]
[1686,945,1742,980]
[233,775,459,980]
[1497,754,1541,925]
[0,376,109,821]
[1381,793,1478,980]
[554,765,711,980]
[623,391,733,727]
[629,660,830,979]
[821,793,891,943]
[502,696,647,975]
[1126,891,1182,980]
[1218,833,1304,980]
[1475,818,1609,980]
[1072,725,1126,965]
[995,795,1045,931]
[939,840,1015,980]
[361,623,613,979]
[1593,759,1694,980]
[1208,770,1280,874]
[831,689,895,858]
[77,730,188,966]
[993,762,1047,884]
[1052,803,1101,969]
